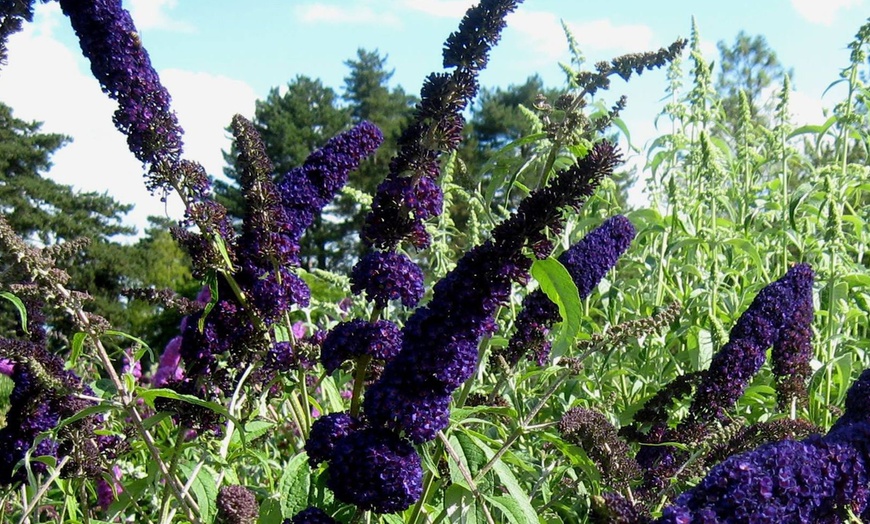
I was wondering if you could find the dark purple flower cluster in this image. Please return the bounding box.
[649,358,870,522]
[0,366,60,483]
[0,336,108,484]
[273,121,384,268]
[503,214,636,365]
[173,122,382,387]
[231,118,383,323]
[363,142,620,443]
[771,266,814,409]
[57,0,183,192]
[656,435,869,523]
[684,263,814,431]
[216,485,259,524]
[306,412,361,467]
[635,264,815,488]
[350,251,425,309]
[320,319,402,373]
[352,0,521,310]
[287,507,337,524]
[326,428,423,514]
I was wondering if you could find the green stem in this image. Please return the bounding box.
[159,424,189,524]
[475,370,570,481]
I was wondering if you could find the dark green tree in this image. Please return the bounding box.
[0,101,142,345]
[0,103,132,243]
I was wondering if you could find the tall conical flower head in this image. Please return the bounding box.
[58,0,183,191]
[656,369,870,523]
[503,214,636,366]
[770,264,814,409]
[637,264,815,487]
[276,121,383,267]
[686,263,814,429]
[363,141,620,443]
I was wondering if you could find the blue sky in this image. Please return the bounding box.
[0,0,866,237]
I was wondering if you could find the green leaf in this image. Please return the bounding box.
[483,132,548,207]
[484,494,529,524]
[468,434,539,523]
[444,483,480,524]
[450,432,487,480]
[70,332,88,366]
[530,257,582,358]
[279,453,311,518]
[1,291,28,333]
[230,420,275,450]
[104,330,154,361]
[260,497,284,524]
[138,388,239,428]
[177,463,217,524]
[55,403,114,431]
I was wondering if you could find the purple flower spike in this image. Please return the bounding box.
[58,0,183,191]
[363,142,619,441]
[504,215,636,366]
[687,263,815,429]
[320,320,402,374]
[305,412,361,467]
[327,428,423,513]
[350,251,425,309]
[771,263,814,409]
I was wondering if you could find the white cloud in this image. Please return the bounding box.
[128,0,194,32]
[791,0,864,26]
[0,8,256,240]
[506,9,656,61]
[295,3,402,27]
[758,85,827,127]
[161,70,258,179]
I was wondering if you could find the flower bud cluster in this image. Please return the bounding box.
[351,0,521,310]
[500,214,636,366]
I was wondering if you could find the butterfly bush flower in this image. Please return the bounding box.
[175,121,382,384]
[320,319,402,374]
[636,264,815,483]
[502,214,636,366]
[771,270,814,409]
[287,507,338,524]
[363,141,620,444]
[216,485,259,524]
[684,263,814,432]
[350,251,425,309]
[326,428,423,514]
[0,336,108,484]
[57,0,182,191]
[306,412,361,467]
[559,407,640,488]
[352,0,521,309]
